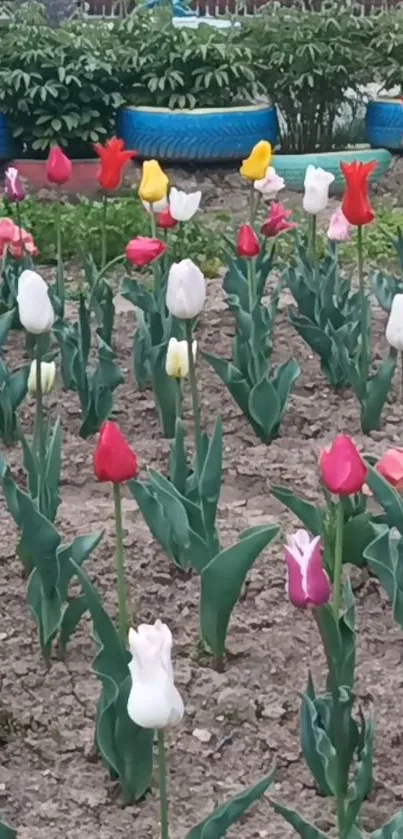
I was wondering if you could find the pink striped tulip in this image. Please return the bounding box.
[285,530,331,608]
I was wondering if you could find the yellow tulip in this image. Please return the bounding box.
[240,140,272,181]
[139,160,169,204]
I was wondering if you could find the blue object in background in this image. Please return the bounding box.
[0,113,12,160]
[366,99,403,151]
[116,104,279,162]
[143,0,193,15]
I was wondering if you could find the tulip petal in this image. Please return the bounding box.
[285,548,308,607]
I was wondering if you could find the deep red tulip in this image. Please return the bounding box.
[125,237,167,267]
[261,202,298,238]
[93,137,137,191]
[93,421,139,483]
[340,160,377,226]
[157,207,178,229]
[376,448,403,490]
[237,224,260,258]
[319,434,367,496]
[46,145,72,186]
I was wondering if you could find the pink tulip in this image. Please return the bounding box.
[376,448,403,490]
[327,207,351,242]
[261,202,298,238]
[285,530,331,608]
[320,435,367,496]
[4,167,25,202]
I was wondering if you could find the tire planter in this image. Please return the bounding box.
[273,147,392,194]
[0,113,12,160]
[366,98,403,151]
[116,104,278,162]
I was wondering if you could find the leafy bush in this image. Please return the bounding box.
[368,6,403,92]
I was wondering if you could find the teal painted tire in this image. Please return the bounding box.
[274,147,392,193]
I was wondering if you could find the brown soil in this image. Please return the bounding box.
[1,258,403,839]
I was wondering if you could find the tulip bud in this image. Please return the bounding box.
[165,337,197,378]
[285,530,331,608]
[46,145,72,186]
[17,269,55,335]
[157,207,177,229]
[4,167,25,202]
[261,203,297,238]
[169,187,202,222]
[93,421,139,483]
[28,360,56,396]
[386,294,403,351]
[254,166,285,197]
[327,207,351,242]
[166,259,206,320]
[237,224,260,258]
[240,140,272,181]
[139,160,169,204]
[125,237,166,267]
[319,434,367,496]
[303,165,334,215]
[376,448,403,490]
[127,620,184,729]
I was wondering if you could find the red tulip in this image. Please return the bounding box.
[340,160,377,226]
[376,448,403,490]
[261,202,298,238]
[237,224,260,258]
[157,207,177,229]
[93,137,137,191]
[46,145,72,186]
[320,434,367,496]
[125,237,167,267]
[285,530,331,608]
[93,421,139,483]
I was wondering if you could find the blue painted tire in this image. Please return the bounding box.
[116,104,278,162]
[274,148,392,194]
[366,99,403,151]
[0,113,12,160]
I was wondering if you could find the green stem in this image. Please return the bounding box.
[247,259,254,313]
[309,214,317,262]
[34,338,45,510]
[249,181,255,225]
[56,188,64,309]
[101,193,108,270]
[175,377,182,420]
[336,791,346,839]
[186,320,202,474]
[87,254,125,312]
[332,499,344,617]
[357,225,369,380]
[113,482,130,640]
[157,730,169,839]
[150,209,161,298]
[15,202,26,258]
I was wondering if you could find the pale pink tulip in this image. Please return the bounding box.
[254,166,285,197]
[327,207,351,242]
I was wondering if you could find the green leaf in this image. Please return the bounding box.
[0,819,17,838]
[199,417,223,536]
[271,486,324,534]
[364,529,403,628]
[58,595,88,658]
[169,418,189,495]
[339,579,356,689]
[342,513,375,568]
[128,479,174,560]
[370,809,403,838]
[365,463,403,533]
[200,525,279,655]
[344,715,375,835]
[299,693,338,796]
[184,769,275,839]
[361,350,397,434]
[0,309,15,347]
[273,801,329,839]
[248,376,281,439]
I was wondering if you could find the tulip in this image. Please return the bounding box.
[165,337,197,378]
[285,530,331,608]
[142,196,169,215]
[94,137,137,191]
[375,448,403,490]
[28,360,56,396]
[320,434,367,496]
[93,421,139,483]
[166,259,206,320]
[327,207,351,242]
[139,160,169,205]
[261,203,297,238]
[386,293,403,351]
[237,224,260,258]
[4,167,25,202]
[254,166,285,197]
[127,620,184,729]
[169,187,201,222]
[340,160,377,226]
[302,165,334,215]
[0,217,37,259]
[17,269,55,334]
[157,207,177,229]
[125,236,166,267]
[240,140,272,181]
[46,145,72,186]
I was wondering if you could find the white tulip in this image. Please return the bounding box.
[28,360,56,396]
[165,337,197,378]
[166,259,206,320]
[302,165,335,215]
[386,294,403,351]
[169,187,202,222]
[127,620,184,730]
[142,196,168,214]
[17,269,55,334]
[254,166,285,197]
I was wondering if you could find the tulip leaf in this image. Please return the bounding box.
[128,479,175,560]
[342,512,375,569]
[299,693,338,796]
[344,715,375,835]
[0,358,29,444]
[150,358,179,439]
[122,276,158,315]
[365,464,403,534]
[271,485,324,535]
[148,469,190,547]
[58,594,88,658]
[370,809,403,838]
[273,802,330,839]
[360,350,397,435]
[364,529,403,628]
[69,559,153,802]
[203,353,251,418]
[184,769,275,839]
[200,524,279,656]
[0,308,15,347]
[199,416,223,536]
[169,418,189,495]
[248,376,281,437]
[0,819,17,838]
